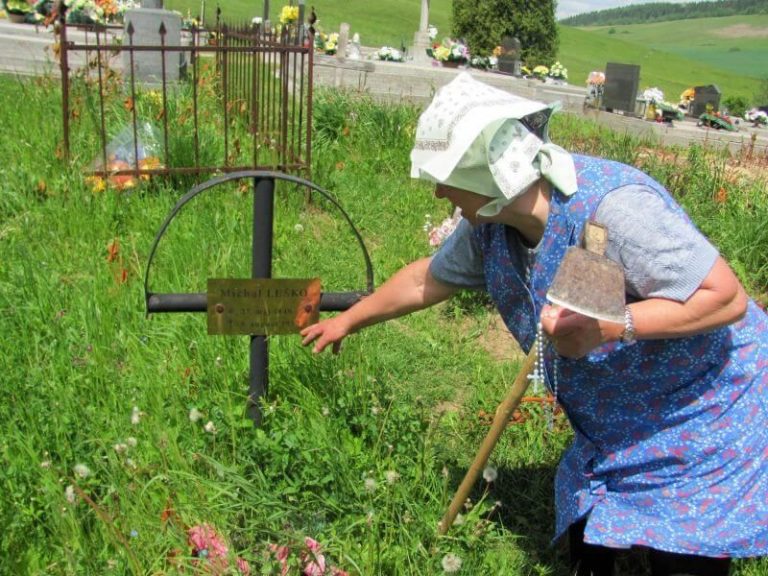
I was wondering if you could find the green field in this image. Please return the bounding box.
[580,15,768,80]
[559,23,762,104]
[165,0,454,50]
[164,0,764,105]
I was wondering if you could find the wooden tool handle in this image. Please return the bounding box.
[438,346,538,535]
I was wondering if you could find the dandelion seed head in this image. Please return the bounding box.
[294,223,304,233]
[114,443,128,454]
[204,421,217,434]
[73,463,91,478]
[482,465,498,483]
[384,470,400,485]
[64,485,76,503]
[189,407,203,422]
[130,406,143,425]
[364,478,377,493]
[441,552,462,573]
[126,437,137,448]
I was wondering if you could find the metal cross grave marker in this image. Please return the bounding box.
[144,171,374,425]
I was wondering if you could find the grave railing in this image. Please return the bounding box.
[57,7,313,182]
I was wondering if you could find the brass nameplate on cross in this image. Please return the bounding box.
[207,278,321,335]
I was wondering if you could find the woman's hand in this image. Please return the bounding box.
[300,315,352,354]
[539,305,623,359]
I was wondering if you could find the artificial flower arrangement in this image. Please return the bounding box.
[375,46,404,62]
[428,38,469,64]
[679,87,695,108]
[427,24,438,41]
[587,70,605,85]
[532,64,549,80]
[548,61,568,81]
[321,31,338,55]
[87,123,163,192]
[642,87,684,122]
[61,0,137,24]
[2,0,33,15]
[642,87,665,104]
[278,3,298,25]
[469,54,497,70]
[745,108,768,126]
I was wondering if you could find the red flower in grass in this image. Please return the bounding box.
[188,524,250,575]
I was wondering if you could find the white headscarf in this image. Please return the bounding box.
[410,73,577,216]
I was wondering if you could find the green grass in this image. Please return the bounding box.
[165,0,454,50]
[580,15,768,80]
[2,71,768,575]
[559,24,762,104]
[163,1,764,104]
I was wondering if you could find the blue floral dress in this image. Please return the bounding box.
[473,154,768,557]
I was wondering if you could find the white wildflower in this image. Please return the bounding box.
[384,470,400,485]
[73,464,91,479]
[482,465,498,483]
[321,406,330,417]
[64,485,77,504]
[113,443,128,454]
[294,223,304,233]
[441,552,462,573]
[364,477,377,493]
[189,407,203,423]
[204,421,217,434]
[130,406,144,425]
[40,460,51,469]
[126,437,137,448]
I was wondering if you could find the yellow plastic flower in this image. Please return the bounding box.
[434,46,450,61]
[279,5,299,24]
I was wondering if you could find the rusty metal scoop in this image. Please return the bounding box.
[546,222,625,324]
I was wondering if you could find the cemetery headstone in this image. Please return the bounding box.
[691,84,721,117]
[141,0,162,7]
[603,62,640,115]
[336,23,349,61]
[497,36,521,76]
[123,8,184,84]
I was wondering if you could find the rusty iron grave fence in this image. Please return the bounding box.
[57,7,314,185]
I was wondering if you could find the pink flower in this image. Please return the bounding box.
[268,543,290,576]
[236,557,251,575]
[301,537,327,576]
[188,524,229,559]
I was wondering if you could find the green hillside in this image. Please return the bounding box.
[581,15,768,80]
[165,0,453,49]
[165,1,762,104]
[559,23,762,103]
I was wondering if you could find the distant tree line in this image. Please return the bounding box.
[559,0,767,26]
